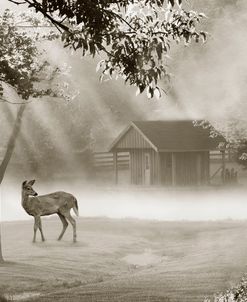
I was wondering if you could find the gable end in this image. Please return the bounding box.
[110,125,157,151]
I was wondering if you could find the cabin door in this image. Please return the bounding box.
[144,152,151,185]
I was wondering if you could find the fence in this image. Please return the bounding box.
[93,150,233,169]
[209,150,234,163]
[93,152,129,170]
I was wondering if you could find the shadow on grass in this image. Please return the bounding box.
[0,260,38,268]
[32,240,88,249]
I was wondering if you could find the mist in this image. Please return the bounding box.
[1,1,247,223]
[2,178,247,222]
[172,0,247,126]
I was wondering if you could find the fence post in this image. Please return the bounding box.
[221,150,226,184]
[172,153,176,186]
[113,151,118,185]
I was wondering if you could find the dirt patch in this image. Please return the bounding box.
[122,249,165,266]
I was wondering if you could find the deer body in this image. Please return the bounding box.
[22,180,79,243]
[22,192,78,217]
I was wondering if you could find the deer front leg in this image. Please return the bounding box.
[37,216,45,242]
[33,216,38,243]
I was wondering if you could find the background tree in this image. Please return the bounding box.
[9,0,207,98]
[0,9,70,263]
[194,118,247,167]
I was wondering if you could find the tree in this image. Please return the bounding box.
[0,9,70,263]
[194,119,247,170]
[214,119,247,167]
[9,0,207,98]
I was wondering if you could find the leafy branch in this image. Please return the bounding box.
[9,0,207,98]
[0,9,75,104]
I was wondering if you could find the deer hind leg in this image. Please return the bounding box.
[57,213,68,241]
[63,212,77,243]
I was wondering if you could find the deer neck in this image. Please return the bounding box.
[21,191,29,207]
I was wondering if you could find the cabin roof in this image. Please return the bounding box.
[110,120,224,152]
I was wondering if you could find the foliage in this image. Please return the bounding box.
[194,120,247,164]
[235,142,247,169]
[204,275,247,302]
[0,9,73,104]
[9,0,207,98]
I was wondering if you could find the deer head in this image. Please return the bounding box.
[22,180,38,196]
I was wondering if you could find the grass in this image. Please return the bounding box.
[1,217,247,301]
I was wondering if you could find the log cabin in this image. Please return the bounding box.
[109,120,224,186]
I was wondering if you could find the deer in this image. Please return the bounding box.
[21,180,79,243]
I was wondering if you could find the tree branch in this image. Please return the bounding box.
[0,97,32,105]
[18,0,70,32]
[103,9,136,31]
[8,0,26,4]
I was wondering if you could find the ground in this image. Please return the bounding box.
[1,217,247,302]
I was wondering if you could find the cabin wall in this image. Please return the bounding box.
[174,151,209,186]
[130,149,159,185]
[175,152,197,185]
[159,151,210,186]
[129,150,210,186]
[200,151,210,183]
[160,153,172,185]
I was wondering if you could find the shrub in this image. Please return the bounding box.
[204,275,247,302]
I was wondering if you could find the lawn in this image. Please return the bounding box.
[1,217,247,301]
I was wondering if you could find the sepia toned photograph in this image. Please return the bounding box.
[0,1,247,301]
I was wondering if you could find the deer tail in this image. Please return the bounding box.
[73,198,79,216]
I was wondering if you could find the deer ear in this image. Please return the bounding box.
[28,179,36,186]
[22,180,28,187]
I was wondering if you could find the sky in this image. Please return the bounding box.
[0,1,16,11]
[173,0,247,120]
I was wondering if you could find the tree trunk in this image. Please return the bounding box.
[0,104,26,263]
[0,227,3,264]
